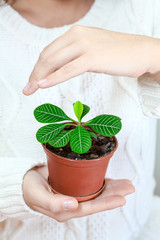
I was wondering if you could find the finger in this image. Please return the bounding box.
[31,183,79,212]
[106,178,135,190]
[106,178,135,188]
[23,43,84,96]
[42,25,91,59]
[40,25,83,59]
[42,193,79,213]
[36,43,83,78]
[32,195,126,222]
[72,195,126,218]
[37,55,89,88]
[40,30,75,59]
[98,179,135,199]
[32,204,77,223]
[22,26,82,96]
[30,185,79,212]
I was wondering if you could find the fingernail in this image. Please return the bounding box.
[38,78,47,86]
[130,186,135,193]
[121,200,126,206]
[23,82,31,93]
[63,200,77,210]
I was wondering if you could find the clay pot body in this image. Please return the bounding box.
[42,137,118,202]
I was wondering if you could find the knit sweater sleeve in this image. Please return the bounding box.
[0,76,47,220]
[0,156,46,221]
[137,0,160,118]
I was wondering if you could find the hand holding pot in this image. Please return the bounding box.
[23,25,160,95]
[23,166,135,223]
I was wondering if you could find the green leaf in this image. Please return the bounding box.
[89,131,97,139]
[70,126,92,154]
[49,130,74,148]
[85,115,122,137]
[36,123,68,143]
[73,101,83,123]
[34,103,72,123]
[81,104,90,121]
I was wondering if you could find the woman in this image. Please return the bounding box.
[0,0,160,239]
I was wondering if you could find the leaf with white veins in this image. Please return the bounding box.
[36,123,68,143]
[86,115,122,137]
[34,103,72,123]
[70,126,91,154]
[49,130,74,147]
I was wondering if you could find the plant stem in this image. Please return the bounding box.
[81,122,87,127]
[67,122,78,127]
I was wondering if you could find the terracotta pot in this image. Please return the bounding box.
[41,136,118,202]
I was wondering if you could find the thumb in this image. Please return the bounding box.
[46,193,79,212]
[32,178,79,212]
[23,167,78,213]
[33,187,79,213]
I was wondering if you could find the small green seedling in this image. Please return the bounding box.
[34,101,122,154]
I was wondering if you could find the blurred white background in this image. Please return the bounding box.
[155,121,160,196]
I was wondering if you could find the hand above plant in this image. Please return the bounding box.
[23,25,160,95]
[34,101,122,154]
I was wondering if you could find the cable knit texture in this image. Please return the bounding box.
[0,0,160,239]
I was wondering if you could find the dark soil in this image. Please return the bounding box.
[44,125,116,160]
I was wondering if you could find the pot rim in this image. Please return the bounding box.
[41,136,118,163]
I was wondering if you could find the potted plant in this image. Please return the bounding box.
[34,101,122,202]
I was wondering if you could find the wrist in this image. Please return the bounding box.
[147,37,160,81]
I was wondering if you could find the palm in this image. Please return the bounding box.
[23,166,135,222]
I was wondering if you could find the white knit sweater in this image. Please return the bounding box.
[0,0,160,239]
